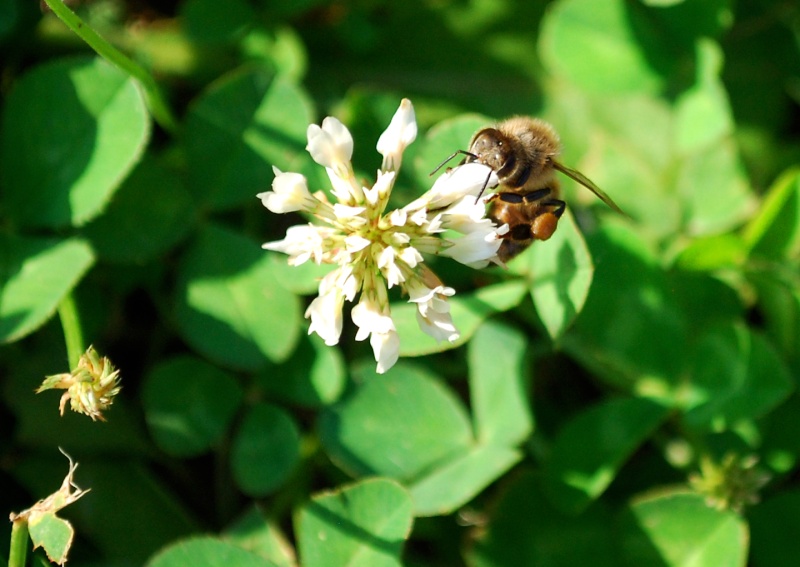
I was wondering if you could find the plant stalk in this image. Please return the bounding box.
[58,293,85,369]
[41,0,177,133]
[8,519,29,567]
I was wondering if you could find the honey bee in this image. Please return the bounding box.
[433,117,625,261]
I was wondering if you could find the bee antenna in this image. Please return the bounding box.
[474,169,493,204]
[429,149,477,176]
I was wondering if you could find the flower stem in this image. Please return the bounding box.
[58,293,85,369]
[8,519,29,567]
[40,0,177,134]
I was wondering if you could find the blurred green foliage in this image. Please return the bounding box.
[1,0,799,565]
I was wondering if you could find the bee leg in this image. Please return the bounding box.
[531,212,559,241]
[542,198,566,218]
[521,188,553,203]
[526,200,565,241]
[496,223,535,262]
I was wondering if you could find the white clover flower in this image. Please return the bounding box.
[260,99,506,374]
[257,168,318,213]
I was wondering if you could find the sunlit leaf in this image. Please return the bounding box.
[175,224,302,370]
[673,234,747,271]
[295,478,413,567]
[0,56,150,228]
[744,167,800,260]
[319,363,472,480]
[748,270,800,361]
[563,222,689,393]
[0,235,94,343]
[619,490,748,566]
[408,444,522,517]
[185,68,313,210]
[540,0,666,94]
[683,322,793,430]
[468,320,533,446]
[527,209,594,339]
[676,138,754,236]
[543,397,670,513]
[223,506,296,567]
[673,40,732,153]
[147,537,275,567]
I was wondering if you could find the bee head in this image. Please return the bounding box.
[468,128,515,173]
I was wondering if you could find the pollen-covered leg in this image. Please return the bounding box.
[530,212,559,241]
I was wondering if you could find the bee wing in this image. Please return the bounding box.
[552,161,627,217]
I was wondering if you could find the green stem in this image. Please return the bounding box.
[58,293,85,369]
[41,0,177,134]
[8,519,29,567]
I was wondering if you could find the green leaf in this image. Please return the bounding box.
[673,40,732,153]
[28,512,74,565]
[256,333,346,408]
[543,397,670,514]
[231,403,301,497]
[394,280,527,357]
[667,271,743,333]
[546,91,677,238]
[241,26,308,82]
[619,491,748,566]
[185,68,313,210]
[83,156,196,264]
[0,235,94,343]
[539,0,666,94]
[268,252,333,295]
[412,114,489,188]
[468,320,533,446]
[182,0,254,45]
[683,323,793,430]
[175,224,302,371]
[643,0,733,42]
[676,138,754,236]
[743,167,800,260]
[408,444,522,517]
[223,506,296,567]
[759,395,800,475]
[749,490,800,567]
[147,537,276,567]
[748,269,800,361]
[468,471,618,567]
[142,356,243,457]
[673,234,747,271]
[527,209,594,339]
[294,478,413,567]
[15,457,200,564]
[319,363,472,480]
[0,56,150,228]
[564,222,689,393]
